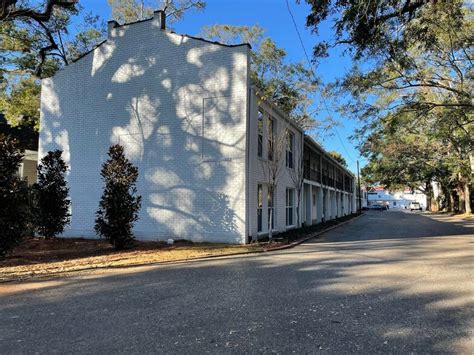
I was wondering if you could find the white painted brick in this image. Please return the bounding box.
[40,19,249,244]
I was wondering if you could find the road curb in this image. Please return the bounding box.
[263,212,365,251]
[0,213,365,283]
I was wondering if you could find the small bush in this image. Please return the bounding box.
[34,150,71,239]
[0,134,30,258]
[95,145,141,250]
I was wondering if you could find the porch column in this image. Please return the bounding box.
[331,191,337,219]
[305,184,312,226]
[316,186,323,223]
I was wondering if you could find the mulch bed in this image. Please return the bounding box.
[1,237,192,268]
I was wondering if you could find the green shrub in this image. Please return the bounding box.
[34,150,71,238]
[0,134,30,258]
[95,145,141,250]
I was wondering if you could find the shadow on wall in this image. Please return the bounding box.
[39,19,248,243]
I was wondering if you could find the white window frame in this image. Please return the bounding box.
[286,188,295,226]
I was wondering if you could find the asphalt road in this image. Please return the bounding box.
[1,211,473,354]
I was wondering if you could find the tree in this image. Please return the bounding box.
[1,2,106,129]
[95,145,141,250]
[289,137,304,228]
[327,151,347,167]
[260,122,289,240]
[0,134,30,258]
[0,78,40,130]
[302,0,443,59]
[107,0,205,25]
[304,0,473,214]
[34,150,70,238]
[201,24,319,129]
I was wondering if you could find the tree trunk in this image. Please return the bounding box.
[464,183,472,214]
[457,185,465,213]
[448,192,454,212]
[268,208,273,240]
[425,181,433,212]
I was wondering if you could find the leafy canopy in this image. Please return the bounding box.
[201,24,320,130]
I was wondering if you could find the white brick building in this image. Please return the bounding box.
[39,11,356,244]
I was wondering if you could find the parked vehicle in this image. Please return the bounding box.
[409,202,422,211]
[368,204,385,211]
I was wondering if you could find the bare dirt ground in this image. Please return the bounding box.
[0,238,262,282]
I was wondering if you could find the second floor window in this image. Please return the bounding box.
[267,116,274,161]
[257,110,263,157]
[286,131,294,169]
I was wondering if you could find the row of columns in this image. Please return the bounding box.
[303,183,355,226]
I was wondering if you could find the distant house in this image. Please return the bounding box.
[39,11,356,244]
[367,186,428,209]
[0,114,38,185]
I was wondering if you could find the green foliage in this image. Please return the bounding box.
[327,151,347,167]
[107,0,205,25]
[95,145,141,250]
[33,150,71,239]
[0,3,106,130]
[0,78,41,130]
[201,24,319,129]
[0,134,30,258]
[304,1,472,212]
[302,0,442,59]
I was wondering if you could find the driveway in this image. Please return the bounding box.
[1,211,473,353]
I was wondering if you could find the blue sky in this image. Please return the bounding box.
[80,0,364,173]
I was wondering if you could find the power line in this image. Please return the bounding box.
[285,0,355,164]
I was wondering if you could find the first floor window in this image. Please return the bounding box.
[268,187,274,230]
[286,188,294,226]
[257,184,263,232]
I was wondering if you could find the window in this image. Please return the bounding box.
[257,184,263,232]
[267,116,274,161]
[286,131,294,169]
[286,188,294,226]
[268,187,274,230]
[257,110,263,157]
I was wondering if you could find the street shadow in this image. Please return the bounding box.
[1,228,472,353]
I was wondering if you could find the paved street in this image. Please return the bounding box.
[1,211,473,354]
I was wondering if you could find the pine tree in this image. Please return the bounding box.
[0,134,30,258]
[34,150,71,238]
[95,145,141,250]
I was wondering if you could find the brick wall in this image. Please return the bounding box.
[39,17,250,244]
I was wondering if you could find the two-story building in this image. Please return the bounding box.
[302,137,356,226]
[39,10,355,244]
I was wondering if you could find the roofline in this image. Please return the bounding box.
[304,135,355,177]
[107,18,251,49]
[49,18,250,77]
[71,39,107,64]
[251,86,304,134]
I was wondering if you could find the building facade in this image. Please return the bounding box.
[39,11,356,244]
[367,186,428,209]
[302,137,356,226]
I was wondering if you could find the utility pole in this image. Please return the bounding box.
[357,159,362,213]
